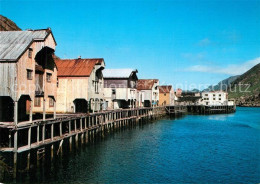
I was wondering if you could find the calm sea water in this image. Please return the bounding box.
[17,107,260,183]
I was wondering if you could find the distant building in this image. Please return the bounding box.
[103,69,138,109]
[0,28,57,123]
[201,91,229,105]
[137,79,159,107]
[177,91,202,105]
[158,85,175,106]
[55,58,105,113]
[175,88,182,98]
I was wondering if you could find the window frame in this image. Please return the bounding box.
[34,97,41,107]
[46,73,52,82]
[49,97,54,107]
[112,89,116,95]
[28,48,33,58]
[27,69,33,80]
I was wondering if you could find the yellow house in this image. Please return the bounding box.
[159,85,175,106]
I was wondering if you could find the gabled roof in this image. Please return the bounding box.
[0,28,56,61]
[159,85,172,93]
[137,79,159,90]
[55,58,104,77]
[103,69,138,78]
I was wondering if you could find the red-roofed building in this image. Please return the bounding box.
[55,58,105,113]
[175,88,182,98]
[137,79,159,107]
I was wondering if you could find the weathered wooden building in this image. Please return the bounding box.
[176,91,201,105]
[103,69,138,109]
[158,85,175,106]
[137,79,159,107]
[55,58,105,113]
[0,28,57,124]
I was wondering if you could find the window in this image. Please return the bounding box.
[112,89,116,95]
[219,94,221,97]
[213,98,216,100]
[164,93,166,96]
[28,48,33,58]
[213,94,216,96]
[34,97,41,107]
[49,97,54,107]
[205,94,208,96]
[219,98,221,100]
[46,73,52,82]
[57,78,59,87]
[27,69,33,80]
[93,80,99,93]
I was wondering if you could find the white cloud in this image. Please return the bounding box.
[186,57,260,75]
[198,38,211,46]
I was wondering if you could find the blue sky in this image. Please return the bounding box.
[1,0,260,90]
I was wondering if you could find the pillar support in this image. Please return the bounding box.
[53,99,56,119]
[43,98,46,121]
[30,100,33,122]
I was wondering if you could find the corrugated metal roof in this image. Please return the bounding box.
[0,29,50,61]
[137,79,159,90]
[103,69,138,78]
[55,58,104,77]
[159,85,172,93]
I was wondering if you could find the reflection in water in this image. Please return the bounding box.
[207,114,235,121]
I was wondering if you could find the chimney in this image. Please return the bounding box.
[78,56,81,59]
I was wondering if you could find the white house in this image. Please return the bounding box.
[103,69,138,110]
[137,79,159,107]
[201,91,230,105]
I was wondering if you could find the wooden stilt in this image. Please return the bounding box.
[29,100,33,122]
[43,98,46,121]
[53,99,56,119]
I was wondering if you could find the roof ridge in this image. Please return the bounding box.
[55,58,104,60]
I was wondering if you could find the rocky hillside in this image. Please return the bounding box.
[0,15,21,31]
[229,63,260,106]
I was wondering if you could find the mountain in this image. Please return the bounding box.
[0,15,21,31]
[190,89,200,92]
[204,75,240,92]
[229,63,260,106]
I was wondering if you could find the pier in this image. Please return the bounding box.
[165,105,187,116]
[0,107,166,178]
[187,105,236,114]
[0,104,236,179]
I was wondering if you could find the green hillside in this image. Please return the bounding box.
[229,63,260,97]
[229,63,260,106]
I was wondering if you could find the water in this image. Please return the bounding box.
[15,107,260,183]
